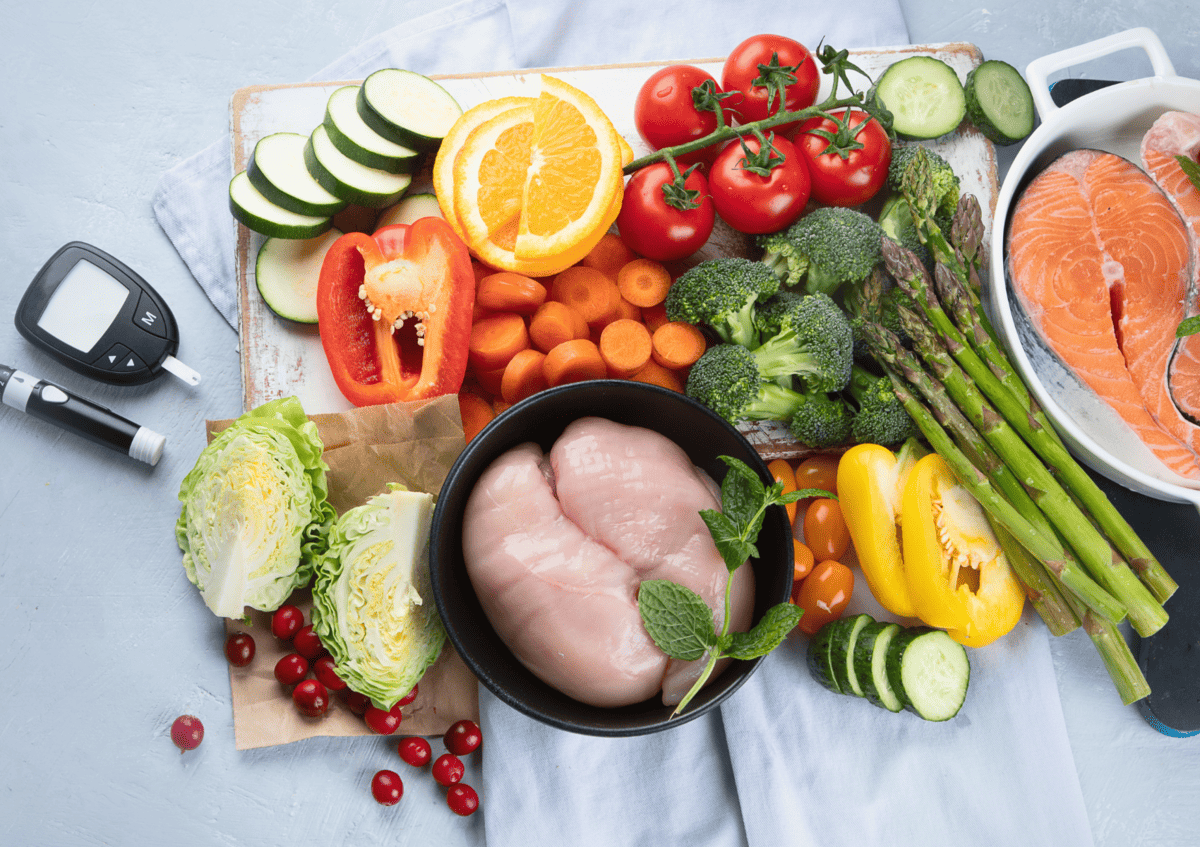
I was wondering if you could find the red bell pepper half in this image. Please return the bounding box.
[316,217,475,407]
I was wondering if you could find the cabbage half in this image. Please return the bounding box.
[175,396,335,619]
[312,486,446,710]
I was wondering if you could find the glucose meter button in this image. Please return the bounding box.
[134,291,168,339]
[116,351,147,375]
[95,343,132,370]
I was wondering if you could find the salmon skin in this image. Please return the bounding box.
[1006,147,1200,480]
[1141,111,1200,424]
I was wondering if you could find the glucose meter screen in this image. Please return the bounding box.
[37,259,130,353]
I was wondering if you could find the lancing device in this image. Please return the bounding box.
[0,364,165,465]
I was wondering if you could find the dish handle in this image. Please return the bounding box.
[1024,27,1176,120]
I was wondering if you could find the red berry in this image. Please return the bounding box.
[270,604,304,641]
[396,684,418,707]
[447,783,480,816]
[313,657,347,692]
[370,769,404,806]
[397,736,432,767]
[223,632,256,667]
[274,653,309,685]
[443,719,482,756]
[432,753,465,786]
[343,690,372,716]
[292,679,330,717]
[170,715,204,752]
[293,624,326,659]
[364,705,402,735]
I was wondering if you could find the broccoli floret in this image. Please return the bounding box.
[788,391,854,448]
[665,257,780,347]
[757,206,884,297]
[685,343,810,424]
[843,364,918,445]
[750,291,853,393]
[887,143,960,224]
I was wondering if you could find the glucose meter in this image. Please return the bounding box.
[15,242,201,386]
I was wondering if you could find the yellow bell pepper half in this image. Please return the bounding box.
[901,453,1025,647]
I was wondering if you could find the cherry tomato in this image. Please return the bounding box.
[432,753,466,787]
[344,690,372,716]
[223,632,255,667]
[398,736,433,767]
[444,719,482,756]
[292,679,330,718]
[616,162,715,262]
[292,624,326,660]
[273,653,309,686]
[634,65,728,167]
[313,656,347,692]
[395,684,418,708]
[708,134,810,235]
[794,454,839,513]
[794,109,892,207]
[768,458,798,523]
[371,770,404,806]
[792,539,815,584]
[803,497,851,562]
[170,715,204,752]
[364,704,403,735]
[447,784,480,817]
[270,604,304,641]
[794,559,855,635]
[721,34,820,131]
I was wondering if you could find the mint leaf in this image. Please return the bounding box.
[1177,154,1200,193]
[718,456,764,527]
[723,602,803,660]
[638,580,718,661]
[701,509,756,571]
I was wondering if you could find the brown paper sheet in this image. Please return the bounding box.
[209,394,480,750]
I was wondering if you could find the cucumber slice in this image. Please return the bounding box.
[304,125,413,208]
[357,68,463,152]
[806,619,845,695]
[229,171,333,240]
[853,621,904,712]
[323,85,421,174]
[375,193,444,230]
[831,613,874,698]
[873,56,967,140]
[965,59,1035,146]
[246,132,346,217]
[886,627,970,721]
[254,228,343,323]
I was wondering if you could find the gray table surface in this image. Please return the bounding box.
[2,1,1197,844]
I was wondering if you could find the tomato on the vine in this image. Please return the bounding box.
[793,559,855,635]
[616,162,715,262]
[793,109,892,207]
[708,133,810,235]
[721,34,820,132]
[634,64,729,168]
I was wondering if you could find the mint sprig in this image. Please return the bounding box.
[637,455,834,716]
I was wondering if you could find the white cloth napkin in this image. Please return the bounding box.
[151,2,1095,845]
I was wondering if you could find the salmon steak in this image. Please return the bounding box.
[1006,147,1200,480]
[1141,111,1200,424]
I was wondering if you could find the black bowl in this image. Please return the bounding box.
[429,380,794,736]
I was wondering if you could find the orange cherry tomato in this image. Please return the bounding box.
[792,539,815,583]
[794,454,839,512]
[803,497,851,562]
[768,458,799,523]
[794,559,855,635]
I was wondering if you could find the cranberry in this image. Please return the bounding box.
[292,679,330,717]
[271,604,304,641]
[313,657,347,692]
[170,715,204,752]
[446,783,480,816]
[432,753,465,786]
[293,624,326,659]
[223,632,256,667]
[443,719,482,756]
[370,769,404,806]
[364,705,402,735]
[397,736,432,767]
[343,690,372,716]
[274,653,309,685]
[396,683,418,707]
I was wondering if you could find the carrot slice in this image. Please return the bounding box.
[629,359,685,392]
[616,258,672,308]
[552,265,622,327]
[500,348,550,403]
[476,272,548,314]
[642,301,670,332]
[599,318,653,378]
[468,312,530,372]
[473,364,506,398]
[580,232,637,280]
[529,301,583,352]
[543,338,608,386]
[651,321,707,370]
[615,296,642,323]
[458,391,496,442]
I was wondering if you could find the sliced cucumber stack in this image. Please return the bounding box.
[805,614,970,721]
[229,171,333,239]
[965,59,1036,146]
[304,124,413,208]
[357,68,462,152]
[255,228,343,323]
[247,132,347,216]
[872,56,967,140]
[323,85,422,174]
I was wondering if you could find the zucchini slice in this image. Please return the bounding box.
[873,56,967,140]
[806,620,845,695]
[831,613,874,698]
[374,192,444,230]
[323,85,421,174]
[304,125,413,208]
[247,132,346,217]
[886,627,970,721]
[965,60,1035,146]
[229,171,333,240]
[255,228,343,323]
[854,621,904,712]
[356,68,463,152]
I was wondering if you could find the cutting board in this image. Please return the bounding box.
[230,43,999,460]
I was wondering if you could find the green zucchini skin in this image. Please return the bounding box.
[228,171,333,240]
[356,68,463,152]
[807,618,848,695]
[964,59,1035,146]
[323,85,422,174]
[853,621,904,712]
[833,614,874,698]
